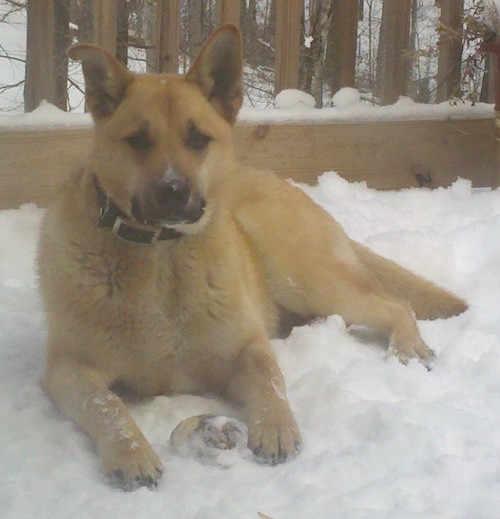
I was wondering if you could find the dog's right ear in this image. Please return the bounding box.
[68,44,134,120]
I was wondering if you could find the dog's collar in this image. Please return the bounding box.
[92,176,182,244]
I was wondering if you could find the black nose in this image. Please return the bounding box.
[152,179,190,209]
[143,178,205,225]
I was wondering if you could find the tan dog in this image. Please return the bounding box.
[38,25,467,491]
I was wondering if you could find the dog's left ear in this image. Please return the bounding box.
[186,25,243,125]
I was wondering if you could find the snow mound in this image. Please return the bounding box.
[332,87,361,108]
[275,89,316,110]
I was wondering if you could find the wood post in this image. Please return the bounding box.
[326,0,359,95]
[480,39,500,189]
[116,0,129,66]
[155,0,181,73]
[24,0,70,112]
[217,0,241,26]
[376,0,413,105]
[436,0,464,102]
[79,0,117,54]
[275,0,303,95]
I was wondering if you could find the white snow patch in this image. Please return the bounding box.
[0,98,494,131]
[0,174,499,518]
[332,87,361,108]
[0,101,92,129]
[275,89,316,110]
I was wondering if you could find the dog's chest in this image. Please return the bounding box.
[158,238,245,322]
[156,231,276,342]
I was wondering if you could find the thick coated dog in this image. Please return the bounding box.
[38,25,467,490]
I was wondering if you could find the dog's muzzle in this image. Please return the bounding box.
[133,178,206,227]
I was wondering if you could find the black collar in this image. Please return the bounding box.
[92,176,182,244]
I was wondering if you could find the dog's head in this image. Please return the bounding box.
[69,25,243,232]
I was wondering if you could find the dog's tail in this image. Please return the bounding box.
[351,241,468,320]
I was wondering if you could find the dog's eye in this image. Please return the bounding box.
[125,129,154,151]
[186,123,212,151]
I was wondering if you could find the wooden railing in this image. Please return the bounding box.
[0,117,495,210]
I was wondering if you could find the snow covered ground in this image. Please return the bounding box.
[0,171,499,519]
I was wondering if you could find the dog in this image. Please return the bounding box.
[38,25,467,491]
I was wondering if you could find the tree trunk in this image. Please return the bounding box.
[302,0,332,107]
[376,0,413,105]
[325,0,358,96]
[436,0,464,102]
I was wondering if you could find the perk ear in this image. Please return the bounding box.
[186,25,243,125]
[68,44,134,120]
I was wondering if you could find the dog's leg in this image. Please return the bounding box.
[226,336,302,464]
[300,269,436,367]
[337,290,435,366]
[43,355,163,490]
[235,183,435,366]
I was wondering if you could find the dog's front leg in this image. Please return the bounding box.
[227,336,302,465]
[43,355,163,491]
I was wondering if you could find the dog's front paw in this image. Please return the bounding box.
[390,335,436,369]
[100,437,163,491]
[248,403,302,465]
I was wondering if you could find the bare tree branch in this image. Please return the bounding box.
[0,78,25,94]
[0,0,26,23]
[67,77,85,95]
[0,53,25,64]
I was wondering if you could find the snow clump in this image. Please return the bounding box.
[275,89,316,110]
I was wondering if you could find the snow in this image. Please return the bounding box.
[0,92,494,132]
[241,95,494,124]
[1,172,499,518]
[332,87,361,108]
[275,89,316,110]
[0,100,92,129]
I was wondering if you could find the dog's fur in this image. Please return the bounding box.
[38,26,467,490]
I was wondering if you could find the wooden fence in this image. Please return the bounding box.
[26,0,306,110]
[0,117,496,210]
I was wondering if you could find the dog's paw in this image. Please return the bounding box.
[248,403,302,465]
[101,438,163,491]
[170,414,249,467]
[389,335,436,370]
